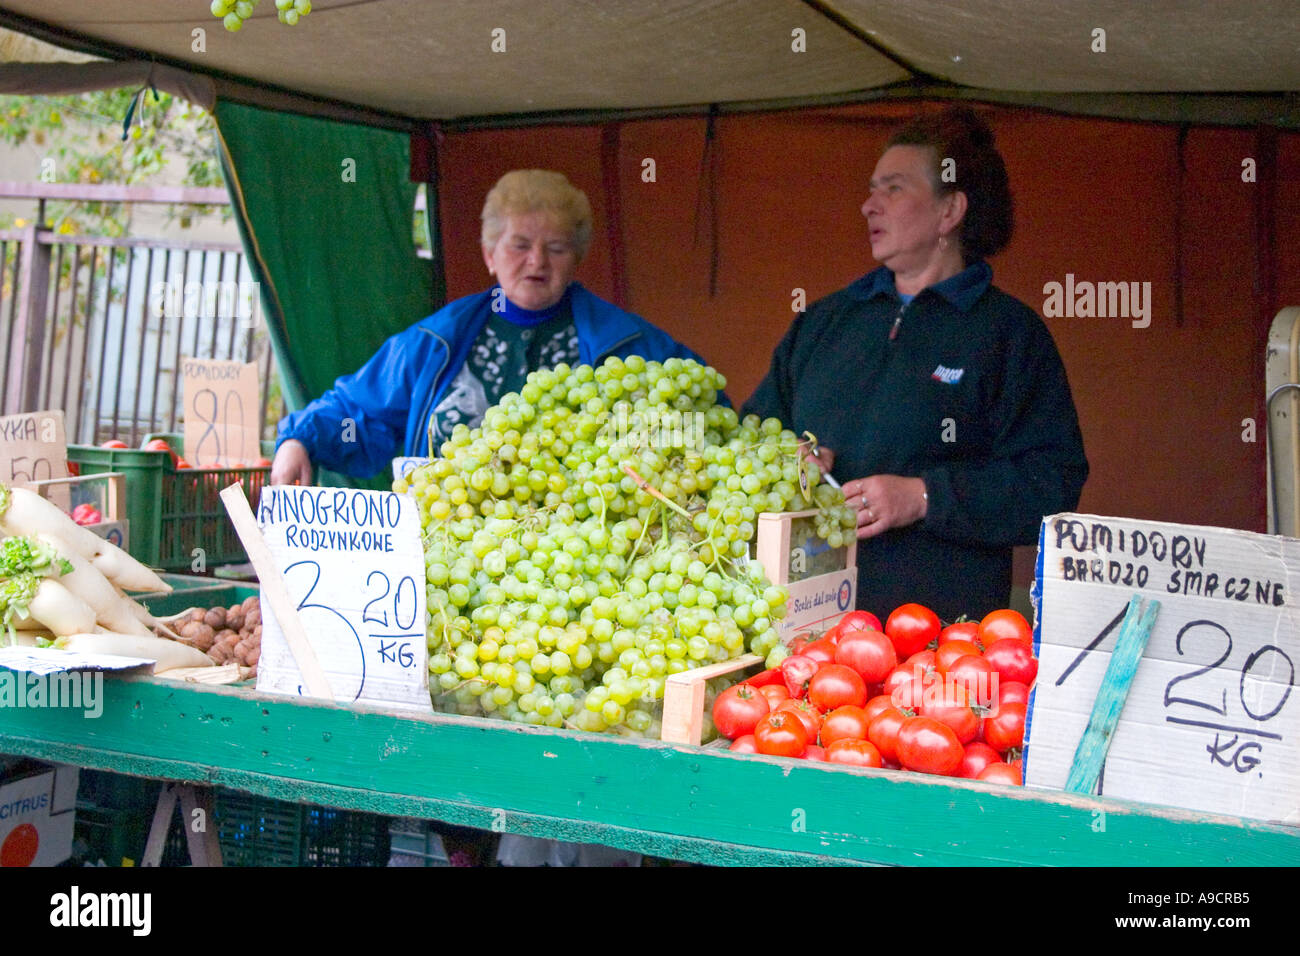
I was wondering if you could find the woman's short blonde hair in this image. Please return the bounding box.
[480,170,593,258]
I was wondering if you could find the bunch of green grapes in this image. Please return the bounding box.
[211,0,312,30]
[395,356,857,737]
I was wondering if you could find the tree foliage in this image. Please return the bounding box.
[0,87,225,235]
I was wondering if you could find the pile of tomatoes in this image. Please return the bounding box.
[713,605,1038,785]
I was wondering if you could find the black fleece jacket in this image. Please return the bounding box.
[742,262,1088,622]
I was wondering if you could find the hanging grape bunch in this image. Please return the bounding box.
[396,356,858,738]
[211,0,313,31]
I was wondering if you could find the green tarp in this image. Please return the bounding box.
[214,100,436,487]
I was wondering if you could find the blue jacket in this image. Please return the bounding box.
[278,283,713,478]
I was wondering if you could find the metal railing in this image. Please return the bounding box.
[0,183,284,446]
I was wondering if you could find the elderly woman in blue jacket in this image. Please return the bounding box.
[272,169,709,485]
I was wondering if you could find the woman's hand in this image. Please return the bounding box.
[271,439,313,486]
[841,474,928,539]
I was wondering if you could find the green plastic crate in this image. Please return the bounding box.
[68,438,272,572]
[128,573,258,618]
[215,791,391,867]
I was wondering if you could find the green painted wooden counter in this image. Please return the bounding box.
[1,671,1296,866]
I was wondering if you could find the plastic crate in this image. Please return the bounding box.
[67,438,272,571]
[215,790,391,867]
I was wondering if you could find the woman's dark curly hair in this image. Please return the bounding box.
[886,107,1014,262]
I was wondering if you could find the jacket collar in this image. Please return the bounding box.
[568,282,643,360]
[852,261,993,312]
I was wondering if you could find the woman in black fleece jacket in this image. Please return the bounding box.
[743,107,1088,621]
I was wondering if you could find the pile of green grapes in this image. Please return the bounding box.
[211,0,312,31]
[396,355,856,738]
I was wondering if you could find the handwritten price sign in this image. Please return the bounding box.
[182,358,260,467]
[0,410,68,486]
[254,486,432,713]
[1026,513,1300,824]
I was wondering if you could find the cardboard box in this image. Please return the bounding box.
[0,762,79,866]
[1026,513,1300,824]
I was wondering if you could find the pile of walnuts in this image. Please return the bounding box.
[169,596,261,675]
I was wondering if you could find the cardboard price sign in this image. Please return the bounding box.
[0,410,68,486]
[1026,512,1300,824]
[254,485,432,713]
[182,358,260,467]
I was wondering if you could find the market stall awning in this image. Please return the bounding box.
[0,0,1298,129]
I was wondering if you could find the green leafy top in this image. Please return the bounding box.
[0,572,38,645]
[0,536,73,579]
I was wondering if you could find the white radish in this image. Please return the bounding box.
[89,546,169,593]
[0,483,169,592]
[25,577,98,635]
[55,631,213,672]
[35,537,153,637]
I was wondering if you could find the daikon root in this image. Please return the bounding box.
[54,631,213,672]
[0,574,97,644]
[0,483,170,593]
[35,539,154,638]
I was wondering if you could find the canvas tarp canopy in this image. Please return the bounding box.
[1,1,1299,127]
[0,2,1297,554]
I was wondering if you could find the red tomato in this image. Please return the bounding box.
[896,716,964,775]
[71,503,100,526]
[712,684,771,740]
[744,668,785,689]
[883,663,931,711]
[867,708,908,764]
[820,705,873,746]
[788,633,815,656]
[753,712,809,758]
[946,654,998,709]
[885,603,941,657]
[837,610,883,635]
[253,457,272,468]
[938,620,981,646]
[801,638,838,665]
[984,702,1026,753]
[142,438,180,467]
[956,741,1003,779]
[176,457,192,469]
[982,638,1039,685]
[904,648,937,672]
[918,683,980,745]
[807,664,868,711]
[834,630,897,684]
[820,624,842,645]
[998,681,1031,708]
[936,640,983,674]
[803,744,827,762]
[758,684,790,709]
[99,439,128,449]
[977,762,1023,786]
[826,738,883,768]
[862,694,899,724]
[779,654,819,699]
[978,608,1033,647]
[729,734,758,753]
[776,698,823,741]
